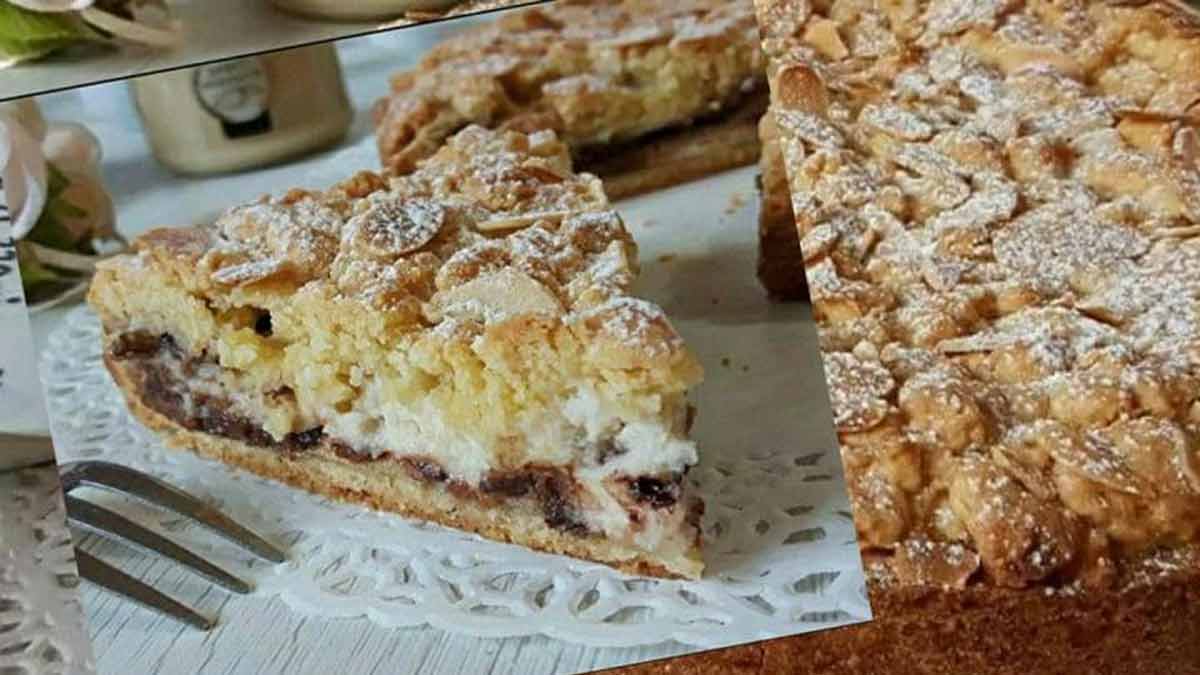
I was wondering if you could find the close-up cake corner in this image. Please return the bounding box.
[666,0,1200,671]
[84,124,709,580]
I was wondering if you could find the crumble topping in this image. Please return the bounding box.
[757,0,1200,589]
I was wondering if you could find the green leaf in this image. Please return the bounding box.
[26,167,78,250]
[15,240,61,289]
[0,1,97,65]
[26,163,103,252]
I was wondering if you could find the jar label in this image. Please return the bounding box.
[192,58,273,138]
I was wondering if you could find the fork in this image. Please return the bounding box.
[59,460,287,630]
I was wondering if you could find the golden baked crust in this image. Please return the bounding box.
[373,0,767,197]
[709,0,1200,670]
[88,126,706,579]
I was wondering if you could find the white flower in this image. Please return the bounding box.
[1,100,111,241]
[0,110,48,240]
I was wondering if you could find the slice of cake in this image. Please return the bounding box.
[373,0,768,199]
[88,126,706,579]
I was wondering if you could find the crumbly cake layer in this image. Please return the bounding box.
[103,349,701,579]
[373,0,767,197]
[88,126,706,578]
[735,0,1200,669]
[575,93,768,199]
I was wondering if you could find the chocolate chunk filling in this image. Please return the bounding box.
[253,310,273,337]
[282,427,324,454]
[399,456,449,483]
[111,331,181,359]
[482,467,589,535]
[625,474,682,509]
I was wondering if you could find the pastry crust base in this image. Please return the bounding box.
[754,110,808,301]
[104,353,703,580]
[603,567,1200,674]
[582,95,767,200]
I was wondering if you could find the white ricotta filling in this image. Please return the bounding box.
[139,344,698,551]
[318,376,698,547]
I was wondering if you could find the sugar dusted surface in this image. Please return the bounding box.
[760,0,1200,591]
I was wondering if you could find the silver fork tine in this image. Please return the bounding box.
[59,461,286,563]
[65,495,252,594]
[74,548,216,631]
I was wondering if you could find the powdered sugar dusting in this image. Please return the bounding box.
[765,0,1200,587]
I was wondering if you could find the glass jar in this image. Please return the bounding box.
[131,43,353,175]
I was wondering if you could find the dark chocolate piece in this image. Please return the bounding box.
[626,474,682,509]
[399,456,449,483]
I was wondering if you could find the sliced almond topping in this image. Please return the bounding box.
[825,351,895,432]
[800,224,841,264]
[1051,430,1145,496]
[861,103,934,141]
[1117,116,1177,155]
[477,210,572,232]
[774,109,845,149]
[210,257,289,287]
[803,17,849,59]
[432,267,562,323]
[773,63,829,113]
[892,538,981,589]
[599,23,671,48]
[346,197,446,259]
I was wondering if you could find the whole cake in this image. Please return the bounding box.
[617,0,1200,671]
[88,126,707,579]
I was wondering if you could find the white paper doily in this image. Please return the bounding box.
[40,165,871,649]
[0,467,97,675]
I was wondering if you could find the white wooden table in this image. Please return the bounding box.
[14,23,710,675]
